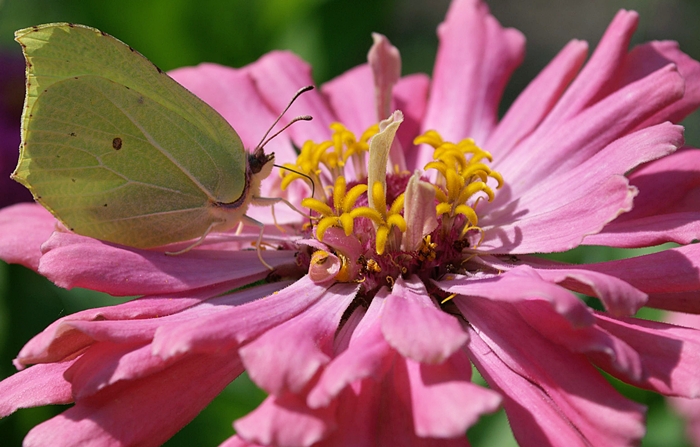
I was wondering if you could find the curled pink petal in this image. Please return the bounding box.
[240,283,357,395]
[234,391,337,447]
[0,361,74,417]
[0,203,57,271]
[382,276,468,364]
[439,265,595,327]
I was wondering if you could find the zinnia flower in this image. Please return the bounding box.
[2,0,700,446]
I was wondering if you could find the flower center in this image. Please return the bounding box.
[282,122,503,297]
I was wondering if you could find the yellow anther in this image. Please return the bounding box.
[417,130,503,238]
[454,204,479,227]
[343,184,369,211]
[389,193,405,215]
[349,207,383,223]
[282,123,379,191]
[387,213,407,232]
[413,130,444,147]
[441,293,457,304]
[458,182,494,204]
[317,216,340,240]
[301,197,334,216]
[333,176,347,210]
[436,202,453,216]
[339,213,355,235]
[376,226,390,255]
[371,181,387,214]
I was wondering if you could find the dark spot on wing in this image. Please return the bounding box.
[71,178,76,182]
[103,203,108,207]
[155,65,163,74]
[137,96,144,104]
[69,132,76,137]
[112,137,123,150]
[129,46,135,52]
[100,31,107,36]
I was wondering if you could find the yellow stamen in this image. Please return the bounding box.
[415,130,503,240]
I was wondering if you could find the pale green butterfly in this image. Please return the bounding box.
[12,23,310,268]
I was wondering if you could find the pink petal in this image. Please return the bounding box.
[0,203,56,271]
[308,298,394,409]
[421,0,524,148]
[151,277,346,360]
[483,122,683,253]
[586,148,700,247]
[368,33,401,122]
[495,63,684,199]
[515,299,644,382]
[488,122,683,224]
[406,351,501,438]
[462,298,646,447]
[24,353,241,447]
[246,51,336,144]
[394,73,430,171]
[625,41,700,127]
[0,361,74,417]
[528,265,648,317]
[240,283,357,395]
[382,276,468,364]
[317,368,472,447]
[595,313,700,398]
[234,391,337,447]
[485,39,589,157]
[537,10,639,126]
[482,175,636,254]
[15,281,252,367]
[38,231,293,295]
[65,343,168,400]
[438,265,595,327]
[575,244,700,313]
[321,64,374,136]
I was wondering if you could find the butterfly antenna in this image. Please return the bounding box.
[257,85,315,149]
[260,115,312,149]
[273,164,316,227]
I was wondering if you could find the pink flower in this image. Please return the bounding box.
[2,0,700,446]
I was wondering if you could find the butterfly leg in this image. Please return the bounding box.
[251,196,309,230]
[239,215,274,270]
[165,220,221,255]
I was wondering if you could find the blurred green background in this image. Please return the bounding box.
[0,0,699,446]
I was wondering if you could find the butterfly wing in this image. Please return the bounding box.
[13,23,248,247]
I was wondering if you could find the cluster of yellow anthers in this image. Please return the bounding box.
[281,123,502,255]
[279,122,379,196]
[416,130,503,238]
